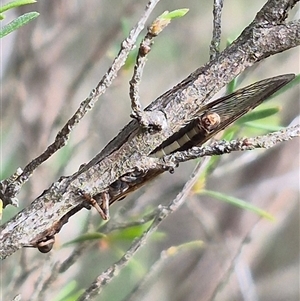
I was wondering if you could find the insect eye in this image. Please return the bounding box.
[200,112,221,131]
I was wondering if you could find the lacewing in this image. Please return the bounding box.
[35,74,296,252]
[107,74,295,204]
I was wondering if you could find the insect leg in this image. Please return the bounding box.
[79,190,110,220]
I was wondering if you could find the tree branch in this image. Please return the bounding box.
[0,0,299,259]
[78,159,208,300]
[162,125,300,165]
[2,0,162,202]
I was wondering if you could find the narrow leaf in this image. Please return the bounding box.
[58,291,84,301]
[54,281,77,301]
[201,189,275,221]
[0,11,39,38]
[160,8,189,20]
[63,232,106,246]
[149,9,188,36]
[167,241,204,256]
[236,107,280,124]
[222,127,238,140]
[0,0,36,14]
[109,225,165,242]
[243,122,283,132]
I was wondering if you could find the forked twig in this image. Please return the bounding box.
[3,0,162,204]
[130,11,179,130]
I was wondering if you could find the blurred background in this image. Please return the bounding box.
[1,0,299,300]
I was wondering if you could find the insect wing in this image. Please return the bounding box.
[199,74,295,137]
[110,74,295,204]
[151,74,295,156]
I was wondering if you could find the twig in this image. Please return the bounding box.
[58,211,157,274]
[209,228,260,301]
[31,258,59,301]
[130,12,172,130]
[210,0,224,60]
[78,160,207,300]
[3,0,162,204]
[101,210,157,233]
[37,210,156,278]
[34,209,159,298]
[162,125,300,166]
[65,0,142,102]
[125,241,205,301]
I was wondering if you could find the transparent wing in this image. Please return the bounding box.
[151,74,295,154]
[198,74,295,133]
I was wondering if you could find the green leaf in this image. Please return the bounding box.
[59,290,84,301]
[201,189,275,221]
[243,122,283,132]
[63,232,106,246]
[54,281,82,301]
[222,126,238,140]
[236,107,280,124]
[109,224,165,242]
[160,8,189,20]
[0,0,36,14]
[0,11,39,38]
[166,241,204,256]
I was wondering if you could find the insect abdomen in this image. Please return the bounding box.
[151,112,220,158]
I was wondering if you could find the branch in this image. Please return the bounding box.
[0,0,299,259]
[2,0,162,202]
[162,125,300,165]
[78,159,208,300]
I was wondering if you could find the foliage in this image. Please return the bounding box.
[0,0,39,38]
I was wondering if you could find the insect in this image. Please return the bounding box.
[101,74,295,211]
[32,74,295,252]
